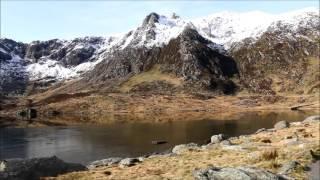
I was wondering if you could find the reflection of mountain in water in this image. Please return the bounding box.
[0,111,314,164]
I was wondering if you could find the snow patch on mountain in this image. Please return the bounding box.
[192,11,275,49]
[26,59,72,80]
[145,15,187,47]
[25,56,105,81]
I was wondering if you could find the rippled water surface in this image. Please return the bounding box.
[0,111,315,164]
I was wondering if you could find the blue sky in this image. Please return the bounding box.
[1,0,319,42]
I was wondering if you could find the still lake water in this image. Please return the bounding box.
[0,111,316,165]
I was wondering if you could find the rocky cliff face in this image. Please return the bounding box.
[83,28,238,94]
[0,36,112,95]
[229,11,320,94]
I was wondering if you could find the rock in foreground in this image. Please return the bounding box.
[172,143,199,154]
[87,157,122,169]
[193,166,285,180]
[119,158,140,168]
[0,156,86,180]
[274,121,289,130]
[210,134,227,144]
[303,115,320,123]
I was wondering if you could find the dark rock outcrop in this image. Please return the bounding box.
[25,39,64,62]
[142,12,160,27]
[0,38,27,59]
[83,28,239,94]
[0,156,87,180]
[0,51,12,61]
[25,37,104,66]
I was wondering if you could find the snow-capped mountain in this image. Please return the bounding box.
[193,7,319,48]
[117,7,318,50]
[0,8,319,95]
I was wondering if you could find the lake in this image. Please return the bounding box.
[0,111,315,165]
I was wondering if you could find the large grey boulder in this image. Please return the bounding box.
[0,156,86,180]
[278,161,302,175]
[211,134,227,144]
[274,121,289,130]
[118,158,140,168]
[193,166,285,180]
[87,157,122,169]
[303,115,320,123]
[172,143,199,154]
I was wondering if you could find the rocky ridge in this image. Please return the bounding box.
[0,8,319,95]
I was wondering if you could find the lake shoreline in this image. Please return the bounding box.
[53,115,320,180]
[1,94,319,128]
[1,115,319,179]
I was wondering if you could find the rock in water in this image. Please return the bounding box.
[151,140,168,145]
[255,128,266,134]
[274,121,289,130]
[0,156,86,180]
[303,115,320,123]
[193,166,284,180]
[210,134,226,144]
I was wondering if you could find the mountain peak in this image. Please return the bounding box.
[171,13,180,19]
[142,12,160,27]
[180,27,200,38]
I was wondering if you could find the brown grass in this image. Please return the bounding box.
[261,149,278,161]
[119,65,182,93]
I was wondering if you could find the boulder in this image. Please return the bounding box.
[211,134,226,144]
[119,158,140,168]
[279,161,302,175]
[303,115,320,123]
[274,121,289,130]
[172,143,199,154]
[0,156,86,180]
[220,140,232,146]
[255,128,266,134]
[87,157,122,169]
[138,157,145,162]
[193,166,284,180]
